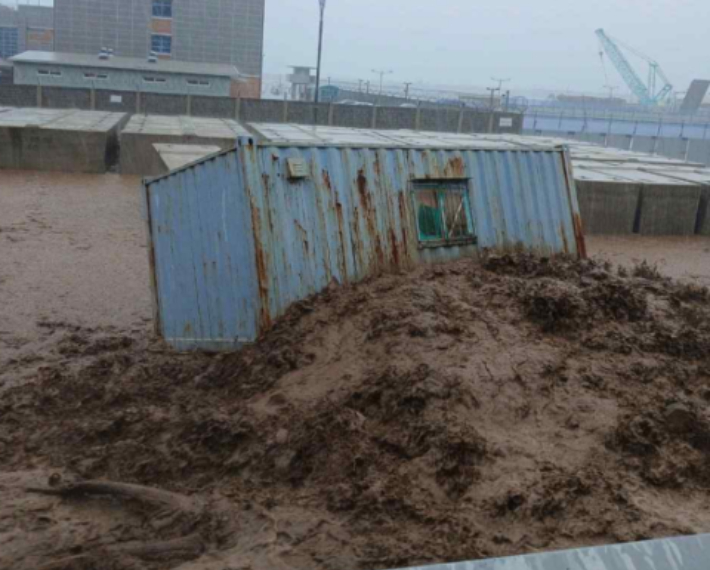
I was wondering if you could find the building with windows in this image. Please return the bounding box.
[0,4,55,60]
[53,0,265,91]
[10,51,248,98]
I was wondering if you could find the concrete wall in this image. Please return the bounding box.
[697,187,710,236]
[0,115,126,173]
[576,181,640,235]
[687,140,710,165]
[0,84,523,136]
[637,185,701,236]
[607,134,633,150]
[13,61,233,97]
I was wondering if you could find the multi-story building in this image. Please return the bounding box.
[0,4,55,60]
[53,0,265,82]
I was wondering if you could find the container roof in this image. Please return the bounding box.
[248,124,562,151]
[123,114,251,139]
[10,51,242,78]
[0,107,125,131]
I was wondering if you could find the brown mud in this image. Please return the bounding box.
[2,254,710,570]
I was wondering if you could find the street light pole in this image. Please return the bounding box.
[313,0,326,124]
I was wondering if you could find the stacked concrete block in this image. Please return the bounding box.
[576,181,640,235]
[0,107,126,173]
[638,185,702,236]
[119,114,249,176]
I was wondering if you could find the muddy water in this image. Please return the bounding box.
[587,235,710,284]
[0,171,151,370]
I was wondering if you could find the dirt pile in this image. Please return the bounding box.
[2,254,710,570]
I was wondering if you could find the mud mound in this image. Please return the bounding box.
[3,254,710,570]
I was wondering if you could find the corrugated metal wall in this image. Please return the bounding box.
[145,149,261,351]
[145,137,583,350]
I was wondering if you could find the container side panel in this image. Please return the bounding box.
[148,151,260,350]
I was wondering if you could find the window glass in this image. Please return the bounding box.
[152,0,172,18]
[413,182,475,246]
[151,34,172,54]
[0,27,19,59]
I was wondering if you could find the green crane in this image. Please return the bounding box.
[595,29,673,106]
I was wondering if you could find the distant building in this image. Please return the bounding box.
[0,58,13,85]
[287,66,316,101]
[11,50,256,98]
[0,4,55,59]
[53,0,265,95]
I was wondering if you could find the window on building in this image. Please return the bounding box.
[152,0,173,18]
[151,34,172,54]
[84,72,108,80]
[37,69,62,77]
[0,27,19,59]
[186,79,210,87]
[143,76,167,83]
[412,181,476,247]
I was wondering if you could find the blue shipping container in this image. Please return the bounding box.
[144,126,585,351]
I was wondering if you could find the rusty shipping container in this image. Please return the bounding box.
[143,125,586,351]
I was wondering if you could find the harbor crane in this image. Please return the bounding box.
[595,29,673,106]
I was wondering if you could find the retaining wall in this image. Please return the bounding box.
[0,116,125,173]
[576,181,640,235]
[637,185,701,236]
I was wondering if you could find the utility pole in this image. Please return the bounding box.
[404,82,413,100]
[492,77,511,93]
[313,0,326,124]
[603,84,618,100]
[358,79,363,93]
[486,78,511,114]
[371,69,393,95]
[486,87,498,111]
[365,80,370,94]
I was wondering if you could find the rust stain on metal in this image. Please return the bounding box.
[350,206,364,274]
[249,197,272,330]
[322,169,332,191]
[397,192,410,260]
[373,153,382,178]
[335,202,348,280]
[375,235,385,270]
[295,220,309,256]
[560,222,570,255]
[444,155,466,178]
[389,228,400,267]
[356,170,371,210]
[573,213,588,259]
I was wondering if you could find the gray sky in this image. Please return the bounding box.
[264,0,709,97]
[2,0,707,96]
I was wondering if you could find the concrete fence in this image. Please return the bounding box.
[0,84,523,134]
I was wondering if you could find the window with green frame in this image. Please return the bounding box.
[413,181,476,246]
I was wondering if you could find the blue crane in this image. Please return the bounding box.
[595,29,673,106]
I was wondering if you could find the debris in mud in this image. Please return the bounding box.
[3,253,710,570]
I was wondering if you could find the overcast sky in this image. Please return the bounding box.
[264,0,709,97]
[2,0,707,96]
